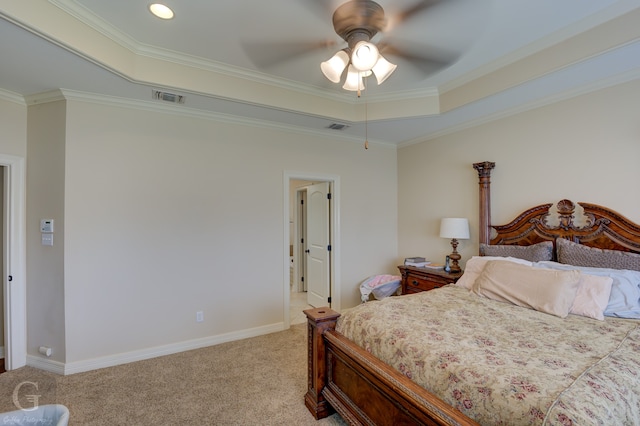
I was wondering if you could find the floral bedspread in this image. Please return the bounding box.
[336,285,640,425]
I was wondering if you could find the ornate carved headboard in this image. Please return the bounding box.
[473,161,640,255]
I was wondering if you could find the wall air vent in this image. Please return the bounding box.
[327,123,349,131]
[152,90,185,104]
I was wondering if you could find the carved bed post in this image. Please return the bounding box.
[473,162,495,247]
[304,307,341,419]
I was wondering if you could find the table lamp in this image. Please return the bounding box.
[439,218,470,273]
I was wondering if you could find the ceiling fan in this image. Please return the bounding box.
[319,0,459,94]
[321,0,395,92]
[242,0,462,94]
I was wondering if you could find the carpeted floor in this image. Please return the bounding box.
[0,324,347,425]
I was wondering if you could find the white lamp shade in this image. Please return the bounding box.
[350,41,380,71]
[371,55,397,84]
[342,65,365,91]
[321,50,350,83]
[439,218,470,239]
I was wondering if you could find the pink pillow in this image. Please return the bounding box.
[570,273,613,320]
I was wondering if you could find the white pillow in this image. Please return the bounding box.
[570,273,613,321]
[472,261,581,318]
[456,256,533,290]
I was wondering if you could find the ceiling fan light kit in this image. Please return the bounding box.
[351,41,379,71]
[371,56,397,85]
[343,65,366,91]
[320,50,350,83]
[320,0,397,93]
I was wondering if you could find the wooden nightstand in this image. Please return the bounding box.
[398,265,464,295]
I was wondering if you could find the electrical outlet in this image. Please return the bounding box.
[196,311,204,323]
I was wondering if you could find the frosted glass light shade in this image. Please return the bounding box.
[342,65,365,91]
[321,50,350,83]
[351,41,379,72]
[439,218,470,239]
[371,55,397,84]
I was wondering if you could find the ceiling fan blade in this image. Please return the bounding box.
[296,0,343,22]
[386,0,445,31]
[379,40,459,74]
[242,40,338,70]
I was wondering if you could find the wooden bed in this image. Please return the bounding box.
[304,161,640,425]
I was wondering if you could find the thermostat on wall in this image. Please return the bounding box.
[40,219,54,233]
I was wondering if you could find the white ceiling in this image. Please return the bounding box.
[1,0,639,146]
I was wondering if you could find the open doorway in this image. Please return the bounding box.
[284,172,340,328]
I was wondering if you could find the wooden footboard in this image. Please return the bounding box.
[305,307,478,426]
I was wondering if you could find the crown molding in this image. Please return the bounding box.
[0,88,26,105]
[27,88,391,147]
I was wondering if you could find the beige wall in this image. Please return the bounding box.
[26,100,68,362]
[1,91,398,370]
[398,79,640,268]
[38,98,398,365]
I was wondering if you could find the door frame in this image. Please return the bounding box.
[1,154,27,370]
[283,171,340,328]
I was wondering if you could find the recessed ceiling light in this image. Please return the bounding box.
[149,3,174,20]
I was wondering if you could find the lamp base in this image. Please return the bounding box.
[448,238,462,273]
[448,252,462,273]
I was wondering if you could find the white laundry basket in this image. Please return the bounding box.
[0,404,69,426]
[359,274,401,302]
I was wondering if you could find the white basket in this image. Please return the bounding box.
[0,404,69,426]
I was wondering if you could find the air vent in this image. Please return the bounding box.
[327,123,349,131]
[152,90,185,104]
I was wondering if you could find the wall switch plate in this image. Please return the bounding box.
[42,233,53,246]
[196,311,204,323]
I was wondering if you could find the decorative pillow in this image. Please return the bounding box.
[569,273,613,321]
[472,260,581,318]
[479,241,554,262]
[534,261,640,319]
[556,238,640,271]
[455,256,532,290]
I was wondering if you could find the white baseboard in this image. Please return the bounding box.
[27,322,286,375]
[26,355,65,375]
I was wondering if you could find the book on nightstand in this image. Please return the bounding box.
[404,257,430,267]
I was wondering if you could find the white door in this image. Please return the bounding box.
[306,182,331,307]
